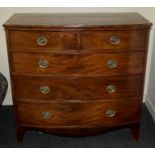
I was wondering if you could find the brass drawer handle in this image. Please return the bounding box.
[107,60,118,68]
[40,86,50,94]
[106,85,117,93]
[105,109,116,117]
[38,60,49,69]
[109,35,120,45]
[42,111,53,119]
[37,36,48,46]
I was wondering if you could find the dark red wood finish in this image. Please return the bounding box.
[12,52,145,76]
[9,31,78,51]
[3,13,152,143]
[13,75,142,100]
[16,97,141,127]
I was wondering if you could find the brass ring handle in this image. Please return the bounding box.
[109,35,120,45]
[105,109,116,117]
[37,36,48,46]
[40,86,50,94]
[38,60,49,69]
[42,111,53,119]
[107,60,118,68]
[106,85,117,93]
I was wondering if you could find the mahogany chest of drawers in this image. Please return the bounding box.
[3,13,152,143]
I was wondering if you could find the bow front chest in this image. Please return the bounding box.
[3,13,152,143]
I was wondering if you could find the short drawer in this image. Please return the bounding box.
[16,97,141,127]
[80,30,147,51]
[13,75,142,100]
[9,30,77,51]
[12,52,145,76]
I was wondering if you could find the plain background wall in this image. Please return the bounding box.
[0,7,155,119]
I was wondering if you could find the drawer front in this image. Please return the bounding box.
[16,97,141,127]
[12,53,78,74]
[79,75,142,100]
[13,75,142,100]
[13,76,79,100]
[9,31,77,51]
[12,52,144,75]
[80,30,147,51]
[76,52,144,75]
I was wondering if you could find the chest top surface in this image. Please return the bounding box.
[3,13,152,29]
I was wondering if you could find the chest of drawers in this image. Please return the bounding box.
[3,13,152,143]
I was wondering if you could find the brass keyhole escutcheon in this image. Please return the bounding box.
[109,35,120,45]
[105,109,116,117]
[106,85,117,93]
[107,60,118,69]
[38,60,49,69]
[37,36,48,46]
[40,86,50,94]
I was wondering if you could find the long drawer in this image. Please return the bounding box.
[12,52,145,75]
[16,97,141,127]
[13,75,142,100]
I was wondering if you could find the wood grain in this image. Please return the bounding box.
[13,75,142,100]
[9,30,77,51]
[3,13,152,29]
[16,97,141,127]
[80,30,148,51]
[12,52,145,76]
[3,13,152,142]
